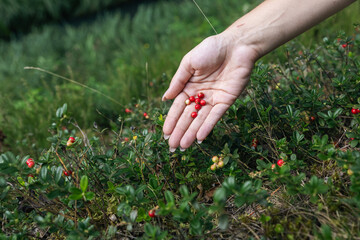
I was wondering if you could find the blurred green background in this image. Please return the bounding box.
[0,0,359,155]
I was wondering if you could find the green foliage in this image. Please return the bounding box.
[0,0,359,239]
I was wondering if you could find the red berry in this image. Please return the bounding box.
[143,112,148,117]
[64,170,72,176]
[124,137,129,142]
[198,92,205,99]
[357,109,360,114]
[148,209,156,218]
[195,98,201,105]
[350,138,355,141]
[195,104,202,110]
[68,137,75,143]
[351,108,358,114]
[26,159,35,168]
[125,108,132,113]
[277,159,284,167]
[271,164,276,169]
[342,43,348,48]
[28,174,34,178]
[191,112,197,118]
[310,116,316,121]
[189,96,195,102]
[200,100,206,106]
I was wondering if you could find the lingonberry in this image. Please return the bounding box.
[148,209,156,218]
[124,137,129,142]
[217,161,224,168]
[26,158,35,168]
[28,174,34,178]
[357,109,360,114]
[200,100,206,106]
[342,43,348,48]
[64,170,72,176]
[351,108,358,114]
[67,137,75,147]
[195,104,201,110]
[310,116,316,121]
[212,156,219,163]
[198,92,205,99]
[271,164,276,169]
[191,112,197,118]
[143,112,148,117]
[210,164,217,171]
[277,159,284,167]
[125,108,132,113]
[189,96,195,102]
[195,98,201,105]
[185,99,190,105]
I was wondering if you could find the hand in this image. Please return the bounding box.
[162,32,259,151]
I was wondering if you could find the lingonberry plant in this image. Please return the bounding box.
[0,30,360,239]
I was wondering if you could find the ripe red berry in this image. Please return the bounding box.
[277,159,284,167]
[310,116,316,121]
[124,137,129,142]
[195,98,201,105]
[351,108,358,114]
[342,43,348,48]
[357,109,360,114]
[271,164,276,169]
[189,96,195,102]
[143,112,148,117]
[28,174,34,178]
[26,158,35,168]
[148,209,156,218]
[195,104,202,110]
[200,100,206,106]
[191,112,197,118]
[67,137,76,147]
[198,92,205,99]
[63,170,72,176]
[125,108,132,113]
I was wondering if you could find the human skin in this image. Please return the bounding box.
[162,0,356,152]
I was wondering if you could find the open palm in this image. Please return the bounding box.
[162,34,259,150]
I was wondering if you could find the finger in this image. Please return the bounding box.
[196,103,230,141]
[162,55,194,101]
[168,104,199,149]
[163,92,189,136]
[180,104,212,149]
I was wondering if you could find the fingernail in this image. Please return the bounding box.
[164,134,170,140]
[180,147,185,152]
[197,140,202,144]
[162,91,168,101]
[169,147,176,152]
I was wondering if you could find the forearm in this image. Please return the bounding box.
[224,0,356,59]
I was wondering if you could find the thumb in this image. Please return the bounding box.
[162,56,193,101]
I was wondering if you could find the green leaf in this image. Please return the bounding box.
[40,166,48,180]
[70,187,82,195]
[55,166,63,184]
[179,185,189,197]
[69,193,82,200]
[333,108,343,118]
[214,188,226,203]
[84,192,95,201]
[165,191,175,204]
[130,210,138,222]
[218,214,229,230]
[350,140,358,148]
[80,176,88,193]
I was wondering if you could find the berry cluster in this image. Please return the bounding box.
[351,108,360,115]
[185,92,206,118]
[210,155,224,171]
[26,158,35,168]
